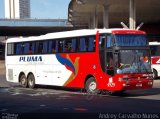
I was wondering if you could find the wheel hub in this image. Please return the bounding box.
[21,78,26,85]
[89,82,96,91]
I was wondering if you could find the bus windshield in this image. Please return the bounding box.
[116,50,151,74]
[114,34,147,46]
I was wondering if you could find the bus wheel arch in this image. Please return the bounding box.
[27,73,36,88]
[153,69,158,79]
[19,72,28,88]
[84,75,98,94]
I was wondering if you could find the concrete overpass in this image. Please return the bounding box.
[0,19,74,36]
[68,0,160,39]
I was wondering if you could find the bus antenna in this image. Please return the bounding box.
[136,22,144,30]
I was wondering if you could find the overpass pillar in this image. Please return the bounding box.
[89,7,98,29]
[89,15,93,29]
[129,0,136,29]
[103,5,109,29]
[93,7,98,29]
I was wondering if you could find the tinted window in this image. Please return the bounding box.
[57,40,63,53]
[15,43,23,55]
[107,35,112,48]
[88,36,95,51]
[35,41,48,54]
[79,36,96,52]
[48,40,56,53]
[150,45,160,56]
[71,39,77,52]
[43,41,48,53]
[99,35,105,49]
[23,42,30,54]
[8,35,96,55]
[99,34,112,49]
[79,37,87,52]
[114,34,147,46]
[63,39,72,52]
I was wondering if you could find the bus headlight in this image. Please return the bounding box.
[118,77,123,81]
[123,83,130,87]
[147,76,154,80]
[119,76,130,81]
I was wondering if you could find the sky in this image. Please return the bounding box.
[0,0,71,19]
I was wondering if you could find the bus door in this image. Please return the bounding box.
[106,51,115,76]
[99,34,115,76]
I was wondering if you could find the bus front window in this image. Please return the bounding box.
[114,34,147,46]
[116,50,152,74]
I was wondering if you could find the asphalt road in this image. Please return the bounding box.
[0,75,160,119]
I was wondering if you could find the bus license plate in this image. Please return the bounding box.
[136,83,142,87]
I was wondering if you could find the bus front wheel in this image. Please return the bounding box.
[85,77,98,94]
[20,74,28,88]
[28,74,35,88]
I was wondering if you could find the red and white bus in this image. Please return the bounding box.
[149,41,160,79]
[5,29,153,94]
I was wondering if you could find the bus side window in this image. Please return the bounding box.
[71,39,76,52]
[48,40,56,53]
[31,42,35,54]
[79,37,87,52]
[23,42,30,54]
[88,36,95,52]
[150,45,160,56]
[55,40,59,53]
[15,43,23,55]
[55,40,63,53]
[99,35,105,49]
[106,35,112,48]
[58,40,63,53]
[43,41,48,53]
[35,42,43,54]
[63,39,72,53]
[63,40,66,52]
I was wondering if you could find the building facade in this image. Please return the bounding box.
[5,0,30,19]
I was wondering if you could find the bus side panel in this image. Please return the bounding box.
[6,56,36,83]
[151,57,160,77]
[60,52,105,89]
[34,55,73,86]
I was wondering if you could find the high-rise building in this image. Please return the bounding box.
[5,0,30,19]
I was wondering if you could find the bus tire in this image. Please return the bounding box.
[20,74,28,88]
[85,77,98,94]
[153,69,158,79]
[28,74,35,88]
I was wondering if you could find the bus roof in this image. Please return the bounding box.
[6,29,146,43]
[149,42,160,45]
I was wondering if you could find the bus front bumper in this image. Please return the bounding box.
[120,79,153,90]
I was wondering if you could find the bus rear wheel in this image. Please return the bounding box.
[20,74,28,88]
[85,77,98,94]
[28,74,35,88]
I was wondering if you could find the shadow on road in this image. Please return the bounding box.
[111,88,160,97]
[1,74,160,98]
